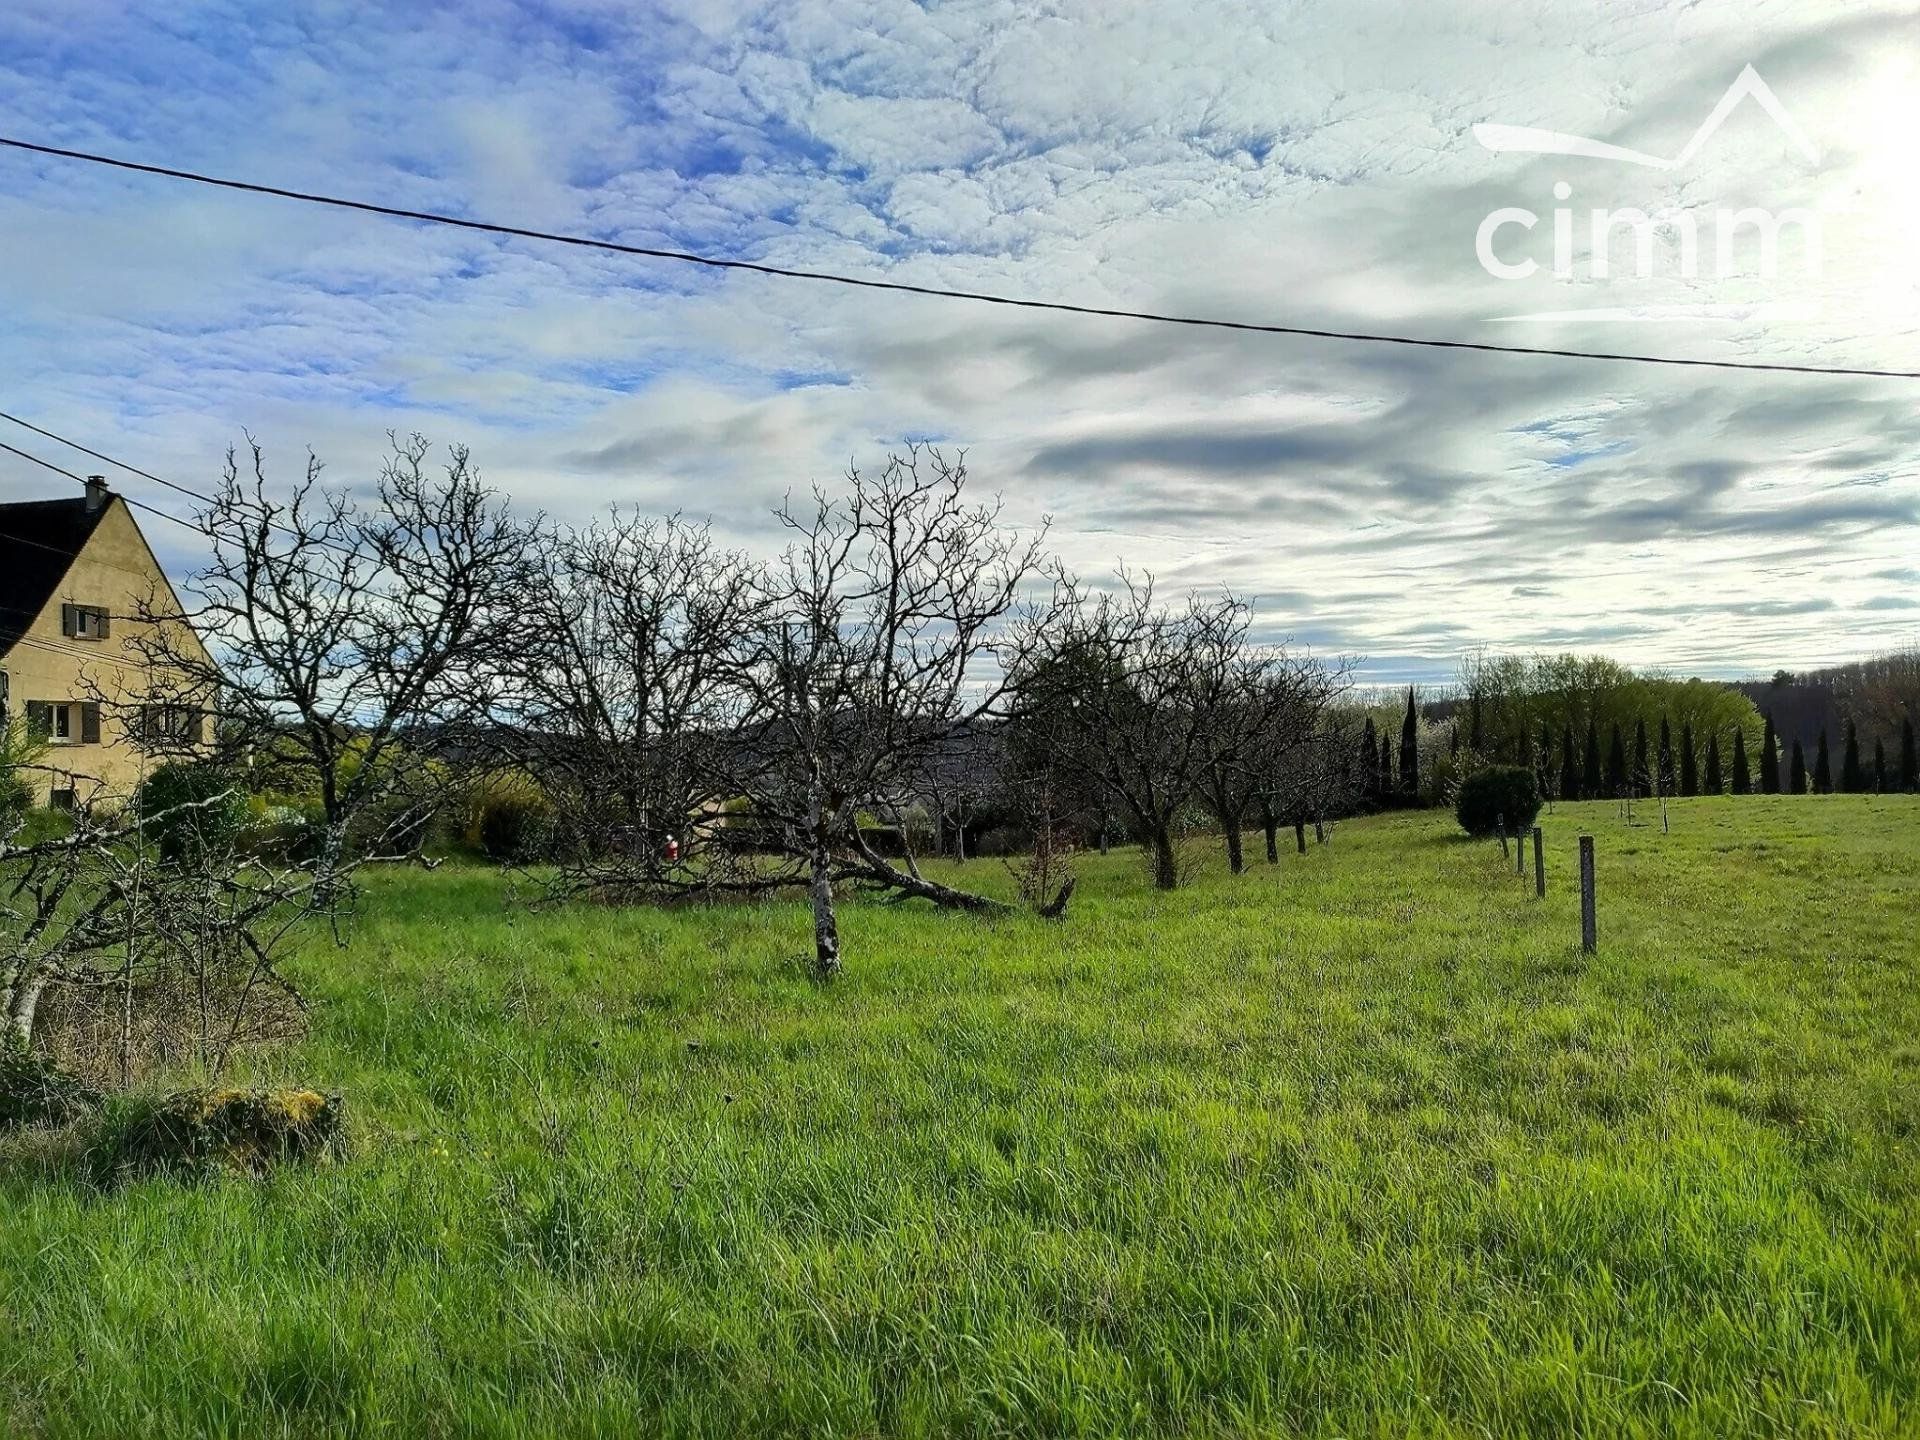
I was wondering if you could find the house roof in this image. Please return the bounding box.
[0,496,110,654]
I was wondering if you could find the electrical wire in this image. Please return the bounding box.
[2,134,1914,380]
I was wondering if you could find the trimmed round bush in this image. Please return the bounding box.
[1455,765,1541,837]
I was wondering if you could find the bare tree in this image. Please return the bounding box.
[2,788,314,1083]
[131,435,530,883]
[1194,649,1345,873]
[1007,573,1271,890]
[724,448,1048,979]
[1264,711,1364,847]
[493,511,764,900]
[916,722,1004,863]
[1247,664,1354,862]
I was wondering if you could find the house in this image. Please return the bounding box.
[0,475,211,809]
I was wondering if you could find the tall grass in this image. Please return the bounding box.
[3,796,1917,1437]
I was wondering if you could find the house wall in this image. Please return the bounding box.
[1,497,209,808]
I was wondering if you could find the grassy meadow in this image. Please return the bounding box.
[3,795,1918,1437]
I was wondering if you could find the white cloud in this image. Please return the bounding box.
[0,0,1915,680]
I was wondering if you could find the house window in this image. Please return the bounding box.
[60,603,111,641]
[139,703,205,747]
[49,787,77,813]
[24,701,99,744]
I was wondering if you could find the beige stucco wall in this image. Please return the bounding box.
[2,496,211,807]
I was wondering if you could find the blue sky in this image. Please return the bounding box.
[1,0,1916,682]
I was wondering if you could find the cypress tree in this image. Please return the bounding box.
[1731,729,1750,794]
[1761,713,1781,794]
[1583,719,1602,797]
[1680,720,1698,796]
[1841,721,1865,793]
[1874,737,1888,793]
[1813,730,1832,793]
[1379,732,1394,800]
[1904,716,1918,792]
[1657,715,1675,797]
[1607,723,1628,798]
[1790,738,1808,794]
[1399,687,1419,802]
[1469,690,1483,753]
[1705,731,1723,794]
[1632,718,1651,798]
[1560,724,1580,801]
[1360,717,1379,803]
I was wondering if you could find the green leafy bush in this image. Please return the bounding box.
[247,797,329,862]
[0,1037,101,1132]
[1455,765,1541,838]
[479,794,554,862]
[135,761,248,863]
[464,771,555,862]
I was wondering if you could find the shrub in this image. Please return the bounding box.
[247,797,329,862]
[481,796,554,862]
[135,761,248,863]
[0,1037,102,1132]
[1,719,44,819]
[464,773,555,863]
[1455,765,1541,838]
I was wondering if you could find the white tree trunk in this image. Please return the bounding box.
[806,775,840,980]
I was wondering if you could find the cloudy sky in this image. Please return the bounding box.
[1,0,1916,682]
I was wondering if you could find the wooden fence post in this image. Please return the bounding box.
[1532,826,1545,898]
[1516,826,1526,875]
[1579,834,1596,953]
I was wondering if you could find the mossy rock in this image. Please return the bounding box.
[87,1087,346,1184]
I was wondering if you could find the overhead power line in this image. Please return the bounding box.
[0,413,362,561]
[0,407,225,512]
[2,134,1914,381]
[0,436,214,543]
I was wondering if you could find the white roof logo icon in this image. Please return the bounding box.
[1474,65,1820,170]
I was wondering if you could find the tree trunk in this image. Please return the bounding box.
[844,829,1010,914]
[953,824,966,864]
[1294,821,1307,854]
[1150,826,1179,890]
[6,970,50,1046]
[1224,818,1245,874]
[806,781,840,980]
[1264,816,1279,864]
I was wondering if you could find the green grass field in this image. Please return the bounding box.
[3,796,1918,1437]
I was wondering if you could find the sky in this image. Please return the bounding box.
[1,0,1916,684]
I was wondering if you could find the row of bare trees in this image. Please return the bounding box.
[16,437,1354,1004]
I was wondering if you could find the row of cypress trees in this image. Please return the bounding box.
[1538,712,1919,800]
[1362,690,1917,806]
[1358,688,1422,806]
